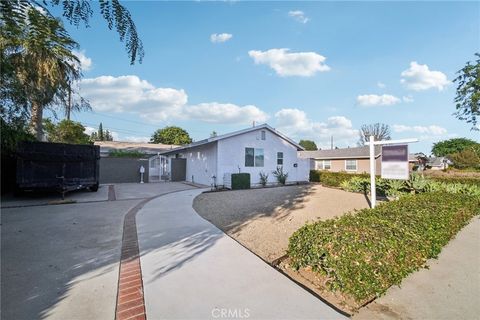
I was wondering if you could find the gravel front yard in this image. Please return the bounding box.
[193,184,370,262]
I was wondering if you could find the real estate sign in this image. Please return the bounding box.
[381,144,409,180]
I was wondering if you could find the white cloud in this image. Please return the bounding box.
[210,33,233,43]
[401,61,449,91]
[288,10,309,24]
[402,95,414,103]
[248,48,330,77]
[184,102,268,124]
[275,108,358,148]
[80,75,267,125]
[393,124,447,135]
[73,50,92,71]
[356,94,401,107]
[84,126,96,135]
[377,82,386,88]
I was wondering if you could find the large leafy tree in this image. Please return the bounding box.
[1,7,82,140]
[431,138,480,157]
[299,139,318,151]
[44,119,91,144]
[454,53,480,130]
[358,123,391,146]
[1,0,143,140]
[151,126,192,145]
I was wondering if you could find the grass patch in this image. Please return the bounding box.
[288,192,480,303]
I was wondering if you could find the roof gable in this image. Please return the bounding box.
[162,124,304,154]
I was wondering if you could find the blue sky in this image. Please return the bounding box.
[51,1,479,153]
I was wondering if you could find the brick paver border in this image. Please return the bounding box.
[114,187,199,320]
[115,198,150,320]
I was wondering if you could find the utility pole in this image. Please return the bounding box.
[331,136,333,150]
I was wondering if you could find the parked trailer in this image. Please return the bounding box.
[16,142,100,198]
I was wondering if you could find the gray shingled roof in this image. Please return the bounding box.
[299,145,382,159]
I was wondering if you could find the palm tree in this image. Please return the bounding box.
[1,0,144,64]
[2,7,81,140]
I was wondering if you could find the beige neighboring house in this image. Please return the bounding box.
[299,146,382,175]
[94,141,178,157]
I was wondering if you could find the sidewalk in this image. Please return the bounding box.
[136,189,346,319]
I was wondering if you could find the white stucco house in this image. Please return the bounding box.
[159,124,309,187]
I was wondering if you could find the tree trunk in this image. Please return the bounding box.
[30,102,44,141]
[66,83,71,120]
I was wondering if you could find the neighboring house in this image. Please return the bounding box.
[427,156,451,170]
[409,152,428,171]
[299,146,382,175]
[161,124,309,187]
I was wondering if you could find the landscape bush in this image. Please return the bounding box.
[259,171,269,187]
[309,170,369,187]
[272,166,288,185]
[288,192,480,302]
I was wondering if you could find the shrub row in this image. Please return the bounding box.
[340,174,480,197]
[309,170,369,187]
[108,150,147,158]
[310,170,480,194]
[288,192,480,302]
[427,175,480,186]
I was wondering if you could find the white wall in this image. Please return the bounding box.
[217,128,308,186]
[176,142,217,186]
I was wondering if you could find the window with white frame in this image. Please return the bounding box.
[316,160,331,170]
[245,148,264,167]
[277,152,283,165]
[323,160,331,170]
[345,159,357,171]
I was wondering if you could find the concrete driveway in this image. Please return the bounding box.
[137,189,346,319]
[1,182,194,320]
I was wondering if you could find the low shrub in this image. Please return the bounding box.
[259,171,269,187]
[288,192,480,302]
[231,173,250,190]
[272,166,288,185]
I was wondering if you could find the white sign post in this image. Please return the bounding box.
[366,136,418,208]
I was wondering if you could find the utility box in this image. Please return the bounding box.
[231,173,250,190]
[16,141,100,198]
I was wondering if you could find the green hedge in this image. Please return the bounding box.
[288,192,480,302]
[109,150,147,158]
[309,170,369,187]
[231,173,250,190]
[427,175,480,186]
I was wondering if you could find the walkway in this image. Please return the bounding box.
[136,189,345,319]
[355,217,480,320]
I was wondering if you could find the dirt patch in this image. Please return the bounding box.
[193,184,370,262]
